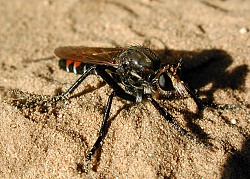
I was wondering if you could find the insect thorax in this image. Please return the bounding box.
[117,46,161,102]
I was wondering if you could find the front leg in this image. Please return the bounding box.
[148,95,196,141]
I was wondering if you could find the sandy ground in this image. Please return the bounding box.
[0,0,249,178]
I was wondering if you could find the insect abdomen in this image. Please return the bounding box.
[59,59,92,74]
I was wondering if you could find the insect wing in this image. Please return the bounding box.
[54,46,123,66]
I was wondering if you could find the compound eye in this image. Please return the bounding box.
[158,72,174,91]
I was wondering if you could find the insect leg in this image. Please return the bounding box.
[148,96,195,141]
[57,65,96,100]
[183,82,204,110]
[183,82,237,110]
[84,67,136,160]
[86,90,116,160]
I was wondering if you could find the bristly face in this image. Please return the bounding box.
[156,61,191,99]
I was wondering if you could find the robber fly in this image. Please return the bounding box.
[54,45,205,160]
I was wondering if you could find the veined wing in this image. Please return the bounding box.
[54,46,124,66]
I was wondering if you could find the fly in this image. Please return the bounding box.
[54,45,206,160]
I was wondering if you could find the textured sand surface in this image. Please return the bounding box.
[0,0,249,178]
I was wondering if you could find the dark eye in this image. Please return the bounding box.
[158,73,174,91]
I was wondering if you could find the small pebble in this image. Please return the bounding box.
[239,27,248,34]
[231,119,237,125]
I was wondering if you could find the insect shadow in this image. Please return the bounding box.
[222,137,250,179]
[154,48,248,100]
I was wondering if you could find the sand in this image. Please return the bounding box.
[0,0,249,178]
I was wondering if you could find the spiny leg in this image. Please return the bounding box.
[86,90,116,160]
[148,96,196,142]
[181,79,242,110]
[86,67,138,160]
[183,82,204,110]
[63,65,96,97]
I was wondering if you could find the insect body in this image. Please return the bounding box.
[54,45,204,160]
